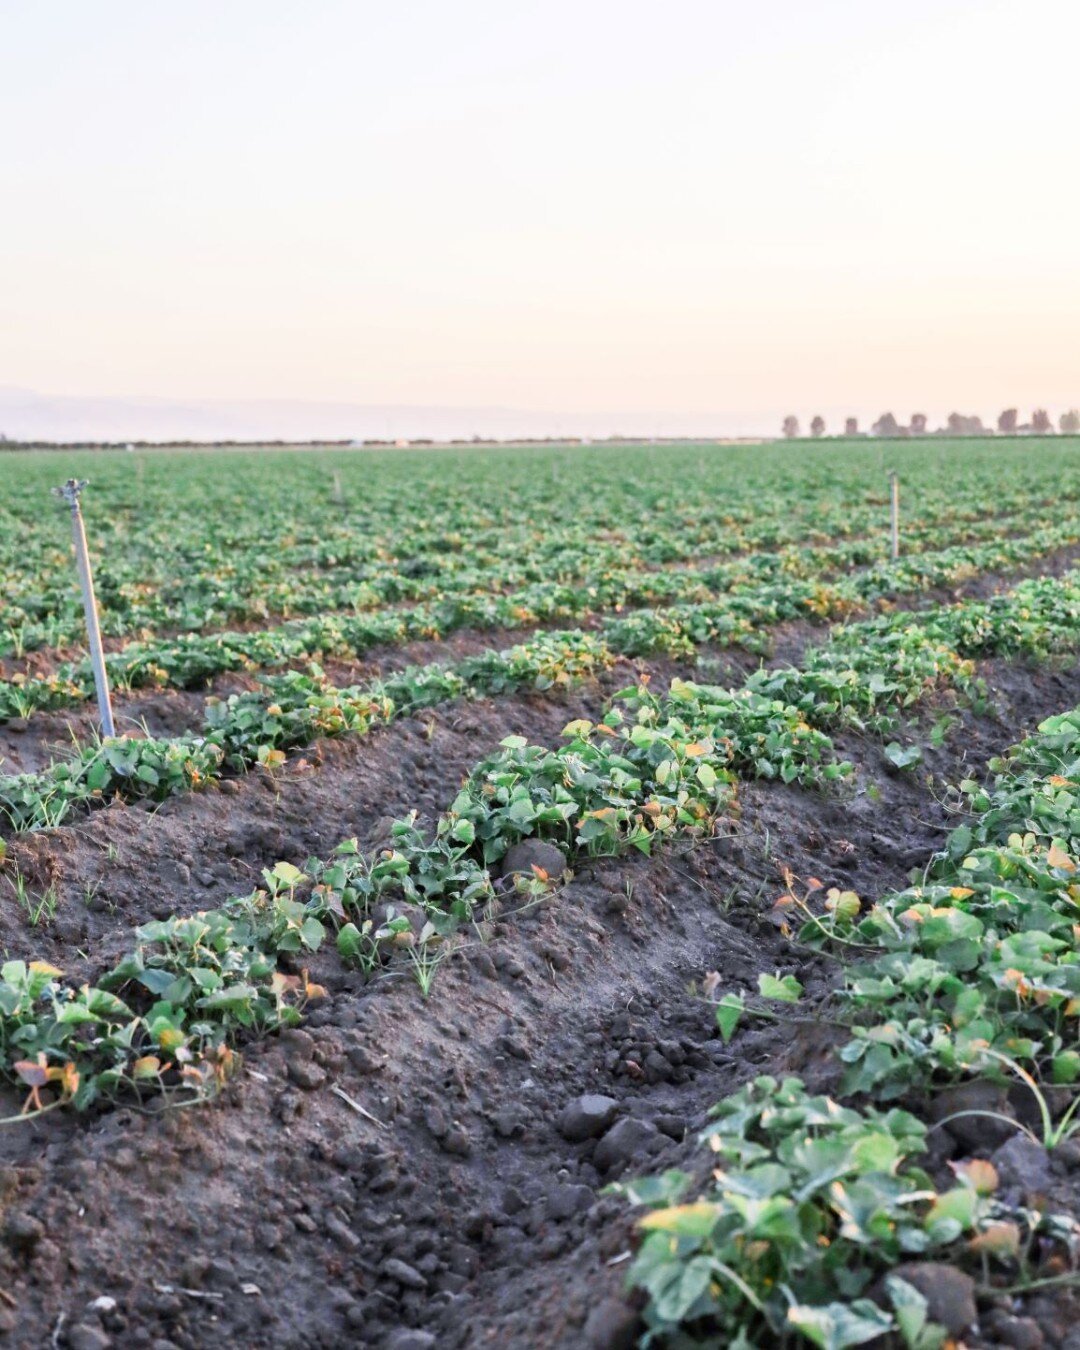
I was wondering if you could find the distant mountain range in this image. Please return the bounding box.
[0,387,760,444]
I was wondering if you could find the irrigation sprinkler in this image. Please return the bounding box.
[888,470,900,561]
[53,479,115,737]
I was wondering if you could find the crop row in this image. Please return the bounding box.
[7,558,1080,837]
[0,547,1067,836]
[618,710,1080,1345]
[0,495,990,653]
[4,517,1077,725]
[5,453,1079,655]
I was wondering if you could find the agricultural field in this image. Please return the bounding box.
[3,438,1080,1348]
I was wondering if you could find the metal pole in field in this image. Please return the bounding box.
[54,479,115,738]
[889,470,900,560]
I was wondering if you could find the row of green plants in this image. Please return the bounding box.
[6,442,1075,655]
[3,517,1077,726]
[7,562,1080,837]
[618,710,1080,1346]
[0,632,612,831]
[3,497,1027,660]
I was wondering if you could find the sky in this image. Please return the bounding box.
[2,0,1080,439]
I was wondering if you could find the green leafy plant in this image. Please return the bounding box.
[616,1076,1063,1348]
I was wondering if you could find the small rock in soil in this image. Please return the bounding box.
[324,1213,360,1250]
[498,840,568,881]
[440,1127,472,1157]
[991,1134,1052,1195]
[545,1183,595,1221]
[286,1060,327,1091]
[280,1028,315,1062]
[654,1114,686,1140]
[384,1332,437,1350]
[985,1310,1045,1349]
[556,1094,619,1143]
[931,1080,1015,1149]
[491,1106,527,1139]
[3,1210,44,1254]
[381,1257,427,1291]
[594,1117,659,1174]
[67,1325,112,1350]
[891,1263,976,1334]
[584,1297,639,1350]
[347,1044,384,1074]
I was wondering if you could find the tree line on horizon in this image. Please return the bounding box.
[783,408,1080,439]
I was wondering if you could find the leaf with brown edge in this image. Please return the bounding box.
[951,1158,998,1195]
[13,1058,48,1089]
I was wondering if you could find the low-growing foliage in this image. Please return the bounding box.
[616,1076,1072,1348]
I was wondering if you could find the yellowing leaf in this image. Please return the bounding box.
[951,1158,998,1195]
[968,1222,1020,1257]
[28,961,63,978]
[639,1203,720,1237]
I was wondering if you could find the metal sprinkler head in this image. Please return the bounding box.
[53,479,90,508]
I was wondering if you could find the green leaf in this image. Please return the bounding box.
[696,762,718,790]
[337,923,362,960]
[716,992,744,1043]
[758,972,803,1003]
[451,818,475,845]
[787,1300,894,1349]
[137,967,180,996]
[270,861,306,888]
[650,1254,715,1323]
[885,742,922,769]
[885,1276,943,1350]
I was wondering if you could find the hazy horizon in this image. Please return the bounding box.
[4,0,1080,439]
[4,384,1077,444]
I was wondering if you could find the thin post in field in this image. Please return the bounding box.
[54,479,116,738]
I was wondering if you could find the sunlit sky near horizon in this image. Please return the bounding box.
[3,0,1080,437]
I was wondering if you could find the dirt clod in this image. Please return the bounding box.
[932,1079,1015,1149]
[499,839,568,881]
[891,1263,977,1335]
[584,1297,640,1350]
[556,1094,619,1143]
[593,1117,660,1174]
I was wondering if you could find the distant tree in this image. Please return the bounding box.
[910,413,927,435]
[1060,409,1080,434]
[945,412,984,435]
[782,415,800,439]
[810,415,825,438]
[998,408,1018,434]
[946,412,965,435]
[844,417,858,436]
[1032,408,1053,433]
[872,411,900,437]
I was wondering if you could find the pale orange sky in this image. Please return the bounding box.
[2,0,1079,436]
